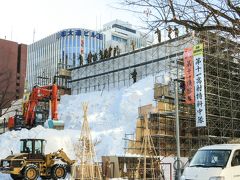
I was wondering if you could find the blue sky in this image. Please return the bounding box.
[0,0,141,44]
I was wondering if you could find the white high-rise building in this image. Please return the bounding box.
[27,28,105,90]
[102,19,151,53]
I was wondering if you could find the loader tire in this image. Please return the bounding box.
[10,174,23,180]
[23,164,39,180]
[51,164,67,179]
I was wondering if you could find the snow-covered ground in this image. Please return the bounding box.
[0,75,180,179]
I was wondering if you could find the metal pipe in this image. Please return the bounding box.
[175,80,181,179]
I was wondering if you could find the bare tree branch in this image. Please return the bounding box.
[0,70,18,117]
[194,0,237,24]
[120,0,240,37]
[227,0,240,17]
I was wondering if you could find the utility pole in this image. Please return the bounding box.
[175,79,181,179]
[3,118,6,133]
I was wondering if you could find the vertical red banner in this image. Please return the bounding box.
[184,47,195,104]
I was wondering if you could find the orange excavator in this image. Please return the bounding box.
[8,84,64,130]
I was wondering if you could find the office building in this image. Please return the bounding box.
[0,39,27,110]
[102,19,151,53]
[27,28,105,90]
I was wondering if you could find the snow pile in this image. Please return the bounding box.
[58,75,155,156]
[0,75,163,179]
[0,126,79,160]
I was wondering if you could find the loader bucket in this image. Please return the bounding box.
[48,119,64,130]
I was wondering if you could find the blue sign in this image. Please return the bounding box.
[61,31,66,37]
[91,32,95,37]
[75,30,81,36]
[96,33,103,40]
[68,30,73,36]
[84,31,89,36]
[56,30,103,40]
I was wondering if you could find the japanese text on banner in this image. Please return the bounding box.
[193,43,206,127]
[184,48,194,104]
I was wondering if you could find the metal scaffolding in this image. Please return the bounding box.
[200,32,240,143]
[70,32,240,159]
[124,32,240,158]
[70,35,192,94]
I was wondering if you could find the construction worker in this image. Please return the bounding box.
[116,45,120,56]
[131,69,137,83]
[131,40,135,51]
[99,50,104,60]
[24,146,30,153]
[108,46,112,58]
[93,53,97,62]
[167,26,173,39]
[155,28,161,43]
[79,54,83,66]
[174,26,179,38]
[180,81,185,95]
[87,51,92,64]
[113,47,117,57]
[104,48,108,59]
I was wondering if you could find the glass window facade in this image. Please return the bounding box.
[112,35,127,44]
[27,28,105,90]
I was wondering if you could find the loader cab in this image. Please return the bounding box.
[20,139,46,158]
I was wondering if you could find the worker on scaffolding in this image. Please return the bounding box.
[131,69,137,83]
[113,47,117,57]
[167,26,173,39]
[155,28,161,43]
[79,54,83,66]
[99,50,104,60]
[87,51,92,64]
[116,45,120,56]
[180,81,185,96]
[108,46,112,58]
[131,40,136,51]
[104,48,108,59]
[174,26,179,38]
[93,53,97,62]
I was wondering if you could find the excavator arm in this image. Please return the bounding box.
[23,84,58,127]
[8,84,61,130]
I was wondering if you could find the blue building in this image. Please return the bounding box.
[27,28,105,90]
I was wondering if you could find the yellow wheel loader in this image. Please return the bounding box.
[0,139,75,180]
